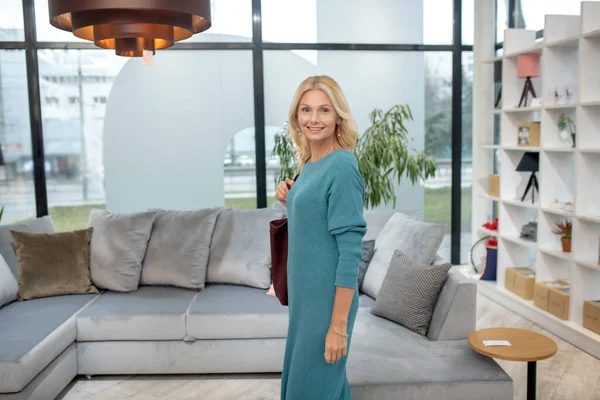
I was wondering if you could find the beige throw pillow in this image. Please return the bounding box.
[10,228,99,301]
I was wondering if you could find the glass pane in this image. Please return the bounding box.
[0,0,24,41]
[185,0,252,42]
[35,0,86,42]
[519,0,587,32]
[497,0,508,44]
[262,0,453,45]
[38,50,127,231]
[0,50,35,224]
[461,52,474,263]
[463,0,474,45]
[263,50,453,260]
[35,0,251,43]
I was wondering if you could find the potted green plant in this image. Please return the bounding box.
[557,114,576,148]
[552,219,572,253]
[272,104,438,209]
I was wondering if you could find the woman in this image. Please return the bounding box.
[275,75,367,400]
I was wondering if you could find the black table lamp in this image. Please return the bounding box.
[516,152,539,203]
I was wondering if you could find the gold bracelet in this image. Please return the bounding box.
[329,325,348,338]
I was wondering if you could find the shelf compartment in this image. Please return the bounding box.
[539,247,573,262]
[541,107,577,149]
[541,45,579,106]
[539,151,575,210]
[572,217,600,268]
[580,36,600,103]
[537,250,571,282]
[570,265,600,325]
[542,206,574,217]
[497,238,537,286]
[577,104,600,150]
[575,153,600,218]
[537,211,573,259]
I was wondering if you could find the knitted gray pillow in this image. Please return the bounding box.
[370,249,451,336]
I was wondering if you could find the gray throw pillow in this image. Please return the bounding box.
[207,208,284,289]
[0,216,56,277]
[357,240,376,290]
[88,209,157,292]
[370,250,451,336]
[0,254,18,308]
[361,212,445,299]
[141,208,222,289]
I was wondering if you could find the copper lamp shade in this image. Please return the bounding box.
[48,0,211,57]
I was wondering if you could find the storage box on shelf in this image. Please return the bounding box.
[472,1,600,358]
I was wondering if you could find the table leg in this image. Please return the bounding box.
[527,361,536,400]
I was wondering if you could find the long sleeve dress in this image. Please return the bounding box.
[280,149,367,400]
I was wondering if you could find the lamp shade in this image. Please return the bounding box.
[517,53,540,78]
[516,152,539,172]
[48,0,211,57]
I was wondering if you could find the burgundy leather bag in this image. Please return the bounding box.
[269,174,299,306]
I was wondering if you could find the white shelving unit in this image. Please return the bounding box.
[472,1,600,358]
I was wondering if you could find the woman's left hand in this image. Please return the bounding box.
[324,326,348,364]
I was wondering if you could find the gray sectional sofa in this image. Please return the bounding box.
[0,209,513,400]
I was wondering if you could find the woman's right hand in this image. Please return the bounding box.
[275,178,295,207]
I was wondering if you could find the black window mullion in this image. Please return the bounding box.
[451,0,463,265]
[252,0,266,208]
[22,0,48,217]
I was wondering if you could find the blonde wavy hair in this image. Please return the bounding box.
[287,75,359,172]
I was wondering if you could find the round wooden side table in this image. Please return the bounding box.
[469,327,557,400]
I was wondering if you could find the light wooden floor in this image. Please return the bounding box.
[58,293,600,400]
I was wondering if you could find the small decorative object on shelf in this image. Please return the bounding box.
[557,113,576,148]
[584,301,600,335]
[483,218,498,231]
[552,220,572,253]
[550,199,574,214]
[517,122,541,147]
[516,152,539,204]
[517,53,540,108]
[488,174,500,197]
[520,221,538,242]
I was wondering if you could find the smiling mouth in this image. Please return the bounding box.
[307,126,324,132]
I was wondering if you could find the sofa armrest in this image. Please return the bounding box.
[426,267,477,341]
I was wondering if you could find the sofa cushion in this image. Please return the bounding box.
[207,208,284,289]
[187,284,288,339]
[141,208,221,289]
[10,228,99,301]
[358,294,375,308]
[357,240,375,290]
[371,250,451,336]
[347,309,512,397]
[76,286,197,341]
[361,212,445,299]
[88,209,157,292]
[0,254,17,308]
[0,216,56,278]
[362,209,420,242]
[0,294,96,393]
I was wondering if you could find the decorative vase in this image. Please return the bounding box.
[561,237,572,253]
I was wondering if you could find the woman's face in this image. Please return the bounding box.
[297,89,340,143]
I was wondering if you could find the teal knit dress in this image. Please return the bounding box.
[280,149,367,400]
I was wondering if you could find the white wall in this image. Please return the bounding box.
[103,50,254,212]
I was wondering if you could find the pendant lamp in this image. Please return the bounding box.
[48,0,211,57]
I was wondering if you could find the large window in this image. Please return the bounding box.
[0,0,472,264]
[0,50,35,224]
[461,52,474,263]
[0,0,24,42]
[38,50,127,231]
[264,50,454,260]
